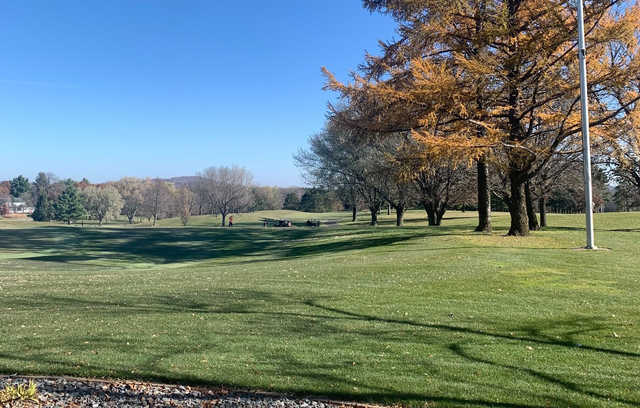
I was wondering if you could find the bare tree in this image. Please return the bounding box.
[295,127,388,226]
[115,177,145,223]
[413,163,475,227]
[189,176,212,215]
[199,166,252,226]
[175,186,195,226]
[141,179,174,226]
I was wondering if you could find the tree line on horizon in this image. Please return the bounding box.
[0,159,632,228]
[0,167,349,226]
[313,0,640,236]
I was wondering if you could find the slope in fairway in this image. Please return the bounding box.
[0,210,638,407]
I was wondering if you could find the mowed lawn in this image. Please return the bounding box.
[0,210,638,407]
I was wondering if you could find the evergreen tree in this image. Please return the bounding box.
[298,189,329,213]
[54,181,86,224]
[9,175,30,198]
[298,191,315,212]
[283,192,300,210]
[31,194,52,221]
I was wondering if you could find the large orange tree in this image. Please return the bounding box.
[324,0,640,235]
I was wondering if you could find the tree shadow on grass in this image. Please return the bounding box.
[448,342,640,407]
[0,348,561,408]
[1,292,638,407]
[0,224,476,266]
[543,225,640,233]
[304,301,640,359]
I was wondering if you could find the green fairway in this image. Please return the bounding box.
[0,210,638,407]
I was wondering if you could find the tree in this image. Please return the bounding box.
[295,128,364,221]
[610,130,640,198]
[32,194,52,221]
[190,177,212,215]
[335,183,363,222]
[343,0,495,232]
[54,180,86,224]
[30,172,54,221]
[249,186,283,211]
[141,179,174,226]
[298,189,341,213]
[199,166,252,226]
[32,195,50,221]
[545,165,609,214]
[115,178,145,223]
[83,185,124,225]
[325,0,640,236]
[10,175,30,198]
[613,179,640,211]
[295,127,389,226]
[283,192,300,210]
[0,202,8,216]
[0,181,10,197]
[413,160,475,226]
[175,186,195,226]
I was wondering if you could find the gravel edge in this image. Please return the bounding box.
[0,375,390,408]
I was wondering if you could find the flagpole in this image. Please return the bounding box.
[576,0,596,249]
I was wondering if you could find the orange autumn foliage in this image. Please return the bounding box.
[324,0,640,235]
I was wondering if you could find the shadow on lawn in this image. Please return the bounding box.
[0,224,474,266]
[2,291,638,407]
[543,225,640,233]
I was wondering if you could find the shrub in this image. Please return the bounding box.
[0,380,38,404]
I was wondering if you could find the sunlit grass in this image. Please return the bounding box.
[0,210,638,407]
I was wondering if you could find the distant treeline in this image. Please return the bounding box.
[0,167,345,225]
[1,162,636,226]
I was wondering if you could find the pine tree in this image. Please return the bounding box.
[31,194,52,222]
[283,192,300,210]
[9,175,30,198]
[54,182,86,224]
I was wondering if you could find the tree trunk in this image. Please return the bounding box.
[525,181,539,231]
[395,206,405,227]
[425,203,437,226]
[539,196,547,228]
[475,157,492,232]
[221,213,227,227]
[153,214,157,226]
[387,203,391,216]
[369,206,378,226]
[352,206,357,222]
[424,202,443,226]
[507,171,529,236]
[436,205,447,226]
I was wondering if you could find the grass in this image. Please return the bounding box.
[0,210,638,407]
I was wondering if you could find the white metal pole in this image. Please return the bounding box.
[576,0,596,249]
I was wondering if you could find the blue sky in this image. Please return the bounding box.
[0,1,396,186]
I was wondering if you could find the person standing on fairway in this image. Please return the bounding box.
[228,215,233,227]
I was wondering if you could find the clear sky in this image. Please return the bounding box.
[0,1,397,186]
